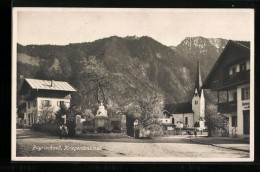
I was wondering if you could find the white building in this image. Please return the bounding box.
[160,61,205,130]
[19,78,77,127]
[202,40,250,138]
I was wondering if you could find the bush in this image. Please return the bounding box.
[97,127,110,133]
[111,126,121,133]
[145,124,164,138]
[32,123,60,136]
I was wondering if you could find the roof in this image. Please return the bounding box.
[24,78,77,92]
[194,61,203,97]
[163,102,193,114]
[202,40,250,89]
[234,41,250,49]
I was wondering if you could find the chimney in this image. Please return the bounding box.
[51,80,55,87]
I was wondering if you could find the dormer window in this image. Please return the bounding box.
[240,62,246,72]
[231,66,236,75]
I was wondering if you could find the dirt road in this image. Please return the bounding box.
[16,129,249,158]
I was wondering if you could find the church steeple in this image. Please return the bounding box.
[194,61,202,97]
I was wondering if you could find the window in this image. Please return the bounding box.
[185,117,188,125]
[232,116,237,127]
[232,66,236,75]
[60,101,65,106]
[242,87,250,100]
[42,100,51,106]
[194,93,198,97]
[195,100,198,105]
[33,100,36,107]
[28,102,30,109]
[240,62,246,72]
[172,117,175,124]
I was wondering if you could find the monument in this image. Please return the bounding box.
[96,103,108,117]
[94,103,109,132]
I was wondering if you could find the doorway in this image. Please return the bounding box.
[243,110,250,135]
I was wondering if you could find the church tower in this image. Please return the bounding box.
[192,61,205,129]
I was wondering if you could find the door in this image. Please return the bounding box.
[28,113,31,126]
[243,110,250,134]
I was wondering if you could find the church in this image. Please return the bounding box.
[159,61,205,131]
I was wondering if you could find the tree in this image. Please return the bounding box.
[39,105,55,123]
[122,94,164,128]
[55,104,68,124]
[65,105,83,136]
[205,108,225,137]
[78,56,111,104]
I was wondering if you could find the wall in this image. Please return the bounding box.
[192,88,205,123]
[228,89,237,101]
[236,83,250,136]
[172,113,194,128]
[228,111,237,136]
[24,99,37,126]
[24,97,71,126]
[200,90,205,119]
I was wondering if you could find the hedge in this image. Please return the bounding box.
[32,123,60,136]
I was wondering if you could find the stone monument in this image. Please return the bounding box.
[94,103,109,132]
[96,103,108,117]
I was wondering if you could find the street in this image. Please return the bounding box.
[16,129,249,158]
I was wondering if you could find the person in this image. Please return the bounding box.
[59,124,64,139]
[194,129,197,138]
[62,125,69,139]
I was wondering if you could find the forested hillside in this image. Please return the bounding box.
[17,36,227,112]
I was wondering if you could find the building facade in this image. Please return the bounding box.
[19,78,77,127]
[202,40,250,138]
[160,61,205,130]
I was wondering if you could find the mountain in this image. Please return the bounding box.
[175,37,228,80]
[16,36,227,111]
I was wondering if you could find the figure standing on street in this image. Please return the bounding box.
[63,124,69,139]
[194,129,197,138]
[59,124,64,139]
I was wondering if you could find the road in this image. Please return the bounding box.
[16,129,249,158]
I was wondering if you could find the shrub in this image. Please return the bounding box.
[145,124,164,138]
[111,126,121,133]
[97,127,110,133]
[32,123,60,136]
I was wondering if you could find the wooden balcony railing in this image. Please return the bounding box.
[223,70,250,86]
[218,101,237,113]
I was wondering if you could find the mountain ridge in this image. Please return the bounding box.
[17,36,228,111]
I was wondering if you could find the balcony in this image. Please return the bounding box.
[223,70,250,86]
[218,101,237,113]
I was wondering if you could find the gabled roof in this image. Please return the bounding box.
[23,78,77,92]
[202,40,250,89]
[164,102,193,114]
[234,41,250,49]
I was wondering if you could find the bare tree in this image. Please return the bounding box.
[122,94,164,128]
[78,56,111,104]
[39,105,55,123]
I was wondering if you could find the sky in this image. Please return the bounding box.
[15,8,254,46]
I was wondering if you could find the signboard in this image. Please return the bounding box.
[242,101,250,110]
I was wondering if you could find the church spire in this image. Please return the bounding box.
[194,60,202,96]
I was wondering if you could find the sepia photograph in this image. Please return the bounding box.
[12,8,254,162]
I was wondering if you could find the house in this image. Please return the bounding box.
[159,61,205,130]
[19,78,77,127]
[202,40,250,138]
